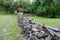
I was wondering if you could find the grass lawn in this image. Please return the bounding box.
[0,13,19,40]
[0,13,60,40]
[27,15,60,27]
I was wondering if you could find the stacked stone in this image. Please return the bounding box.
[18,13,60,40]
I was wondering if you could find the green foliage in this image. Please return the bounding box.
[0,0,60,17]
[19,0,30,13]
[36,6,47,14]
[0,7,5,11]
[30,0,60,17]
[0,0,14,13]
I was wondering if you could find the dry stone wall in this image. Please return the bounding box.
[18,13,60,40]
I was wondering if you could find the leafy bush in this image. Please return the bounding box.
[36,6,47,15]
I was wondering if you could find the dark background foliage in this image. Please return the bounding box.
[0,0,60,18]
